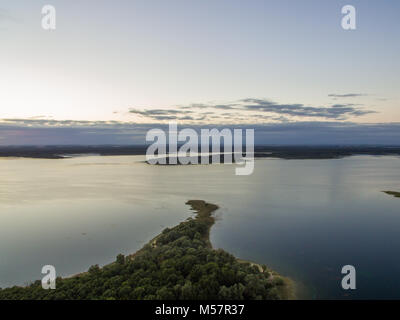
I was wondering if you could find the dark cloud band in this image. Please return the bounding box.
[0,120,399,145]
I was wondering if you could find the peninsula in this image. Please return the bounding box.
[0,200,293,300]
[383,191,400,198]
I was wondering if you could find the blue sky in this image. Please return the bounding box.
[0,1,399,144]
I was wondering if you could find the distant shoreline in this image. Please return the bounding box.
[1,145,400,160]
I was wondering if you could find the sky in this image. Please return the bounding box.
[0,0,399,145]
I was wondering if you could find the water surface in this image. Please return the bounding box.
[1,155,400,299]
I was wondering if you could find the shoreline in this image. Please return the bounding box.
[181,200,297,300]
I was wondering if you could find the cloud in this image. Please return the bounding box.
[0,119,125,128]
[129,108,187,116]
[2,96,377,145]
[239,99,375,119]
[127,97,376,123]
[128,108,206,121]
[1,119,400,146]
[328,93,368,98]
[251,122,400,145]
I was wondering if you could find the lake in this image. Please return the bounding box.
[0,155,399,299]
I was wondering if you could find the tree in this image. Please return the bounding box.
[116,254,125,265]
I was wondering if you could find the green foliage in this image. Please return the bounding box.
[383,191,400,198]
[0,204,287,300]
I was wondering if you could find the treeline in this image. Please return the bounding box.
[0,201,288,300]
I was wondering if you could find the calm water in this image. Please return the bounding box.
[1,155,400,299]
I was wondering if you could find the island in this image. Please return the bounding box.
[383,191,400,198]
[0,200,294,300]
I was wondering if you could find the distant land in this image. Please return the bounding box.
[0,145,400,160]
